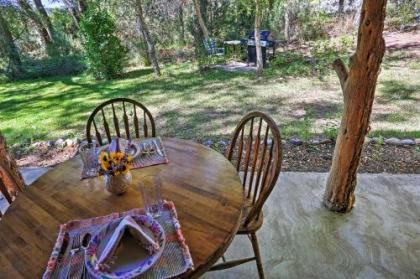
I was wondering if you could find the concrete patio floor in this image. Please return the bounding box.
[20,167,51,185]
[1,170,419,278]
[204,172,420,279]
[0,167,50,214]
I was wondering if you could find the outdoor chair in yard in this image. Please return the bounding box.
[204,38,225,56]
[0,134,25,218]
[209,111,283,279]
[86,98,156,145]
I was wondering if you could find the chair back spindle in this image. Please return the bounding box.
[227,112,282,227]
[86,98,156,145]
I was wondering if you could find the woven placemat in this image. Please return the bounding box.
[81,137,169,179]
[43,201,193,279]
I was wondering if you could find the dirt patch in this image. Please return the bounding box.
[384,30,420,57]
[16,143,78,167]
[281,142,420,174]
[16,140,419,173]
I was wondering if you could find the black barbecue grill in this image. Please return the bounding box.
[241,30,276,67]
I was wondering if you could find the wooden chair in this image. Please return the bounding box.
[86,98,156,145]
[0,133,25,218]
[209,111,282,279]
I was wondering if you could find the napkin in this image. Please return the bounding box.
[96,216,160,271]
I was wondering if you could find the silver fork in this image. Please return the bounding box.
[71,233,91,279]
[141,142,153,162]
[153,140,163,157]
[66,234,82,278]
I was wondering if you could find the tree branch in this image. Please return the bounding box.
[333,58,349,93]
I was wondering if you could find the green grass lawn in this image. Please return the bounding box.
[1,55,419,148]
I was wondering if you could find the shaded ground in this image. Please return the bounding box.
[16,140,420,174]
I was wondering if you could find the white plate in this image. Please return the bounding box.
[85,214,165,279]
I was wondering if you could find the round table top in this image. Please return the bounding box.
[0,138,244,278]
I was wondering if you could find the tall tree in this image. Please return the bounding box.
[178,1,185,45]
[33,0,54,39]
[63,0,88,27]
[135,0,161,76]
[0,10,22,79]
[338,0,345,14]
[255,0,263,73]
[192,0,209,40]
[17,0,54,47]
[284,1,290,41]
[323,0,387,212]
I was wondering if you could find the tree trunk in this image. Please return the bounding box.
[178,3,185,46]
[0,133,25,203]
[284,3,290,41]
[33,0,55,41]
[255,0,263,74]
[192,0,210,41]
[78,0,88,14]
[353,0,363,27]
[0,11,22,79]
[338,0,345,14]
[323,0,387,213]
[18,0,53,47]
[65,2,80,27]
[135,0,161,76]
[63,0,86,28]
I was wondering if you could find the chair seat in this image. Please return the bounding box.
[238,204,264,234]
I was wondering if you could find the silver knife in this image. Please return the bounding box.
[51,232,69,279]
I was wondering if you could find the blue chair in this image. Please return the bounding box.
[203,38,225,56]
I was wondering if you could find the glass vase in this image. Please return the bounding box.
[103,171,132,195]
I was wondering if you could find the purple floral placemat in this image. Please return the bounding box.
[43,201,193,279]
[81,137,169,179]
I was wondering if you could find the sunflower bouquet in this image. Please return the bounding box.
[98,138,133,176]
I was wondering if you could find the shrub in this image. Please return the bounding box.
[1,38,85,81]
[387,0,417,27]
[271,51,312,76]
[270,36,353,78]
[18,55,85,79]
[79,6,127,80]
[310,36,353,76]
[297,10,332,41]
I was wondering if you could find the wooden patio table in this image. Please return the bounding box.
[0,138,244,278]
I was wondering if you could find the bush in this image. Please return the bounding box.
[18,55,85,79]
[387,0,417,28]
[270,36,353,78]
[310,36,353,76]
[297,10,332,41]
[79,6,127,80]
[271,51,312,76]
[1,20,85,81]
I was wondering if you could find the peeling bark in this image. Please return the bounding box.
[0,133,25,202]
[323,0,387,212]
